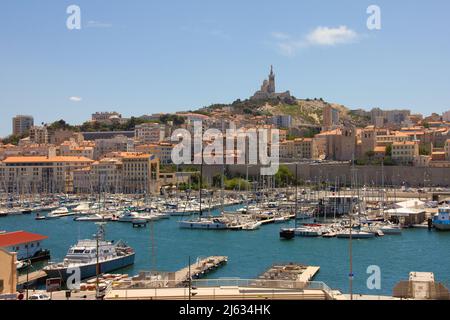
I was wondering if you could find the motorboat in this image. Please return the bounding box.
[336,230,375,239]
[380,224,402,235]
[433,206,450,231]
[242,221,262,230]
[47,207,73,219]
[178,218,228,229]
[74,214,112,222]
[73,202,90,213]
[44,224,135,281]
[117,210,142,223]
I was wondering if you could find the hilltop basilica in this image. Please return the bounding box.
[250,66,293,102]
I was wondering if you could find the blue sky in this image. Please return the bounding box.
[1,0,449,137]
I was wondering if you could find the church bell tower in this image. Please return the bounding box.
[268,65,275,93]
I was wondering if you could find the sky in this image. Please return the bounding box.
[1,0,450,137]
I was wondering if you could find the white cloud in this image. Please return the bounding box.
[69,96,82,102]
[271,26,359,56]
[306,26,357,46]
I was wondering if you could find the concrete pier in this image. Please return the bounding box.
[18,270,47,286]
[257,263,320,283]
[175,256,228,284]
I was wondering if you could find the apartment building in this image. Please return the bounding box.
[93,135,134,159]
[278,138,317,160]
[92,111,122,122]
[322,105,340,131]
[135,123,165,144]
[0,156,94,194]
[73,152,160,194]
[29,126,49,144]
[376,132,411,146]
[135,142,174,165]
[121,153,159,194]
[271,115,292,129]
[391,141,419,164]
[58,141,95,159]
[370,108,411,127]
[73,158,123,194]
[12,115,34,136]
[0,144,50,161]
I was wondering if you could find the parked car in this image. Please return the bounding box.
[29,294,51,300]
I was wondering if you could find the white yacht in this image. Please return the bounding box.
[178,218,228,229]
[74,214,112,222]
[117,210,142,223]
[46,207,73,219]
[73,202,90,213]
[336,229,375,239]
[380,224,402,235]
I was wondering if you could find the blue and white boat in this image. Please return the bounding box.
[43,224,135,281]
[433,206,450,231]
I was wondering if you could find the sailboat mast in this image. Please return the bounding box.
[199,161,203,221]
[96,227,100,298]
[295,163,298,229]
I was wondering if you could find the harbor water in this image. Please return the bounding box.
[2,205,449,296]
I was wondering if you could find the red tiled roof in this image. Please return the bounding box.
[2,156,93,163]
[0,231,48,247]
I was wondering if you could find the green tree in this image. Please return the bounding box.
[419,144,431,156]
[385,144,392,157]
[224,178,250,190]
[275,165,295,187]
[1,134,27,145]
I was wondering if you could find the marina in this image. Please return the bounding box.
[1,195,449,296]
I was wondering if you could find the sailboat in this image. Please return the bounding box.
[178,162,228,230]
[280,163,298,240]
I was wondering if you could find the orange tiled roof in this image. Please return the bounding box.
[2,156,94,163]
[392,141,418,146]
[117,152,153,159]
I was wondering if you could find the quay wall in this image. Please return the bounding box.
[194,164,450,187]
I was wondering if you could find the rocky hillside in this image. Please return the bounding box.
[200,97,370,128]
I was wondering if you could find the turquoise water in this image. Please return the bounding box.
[2,206,449,296]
